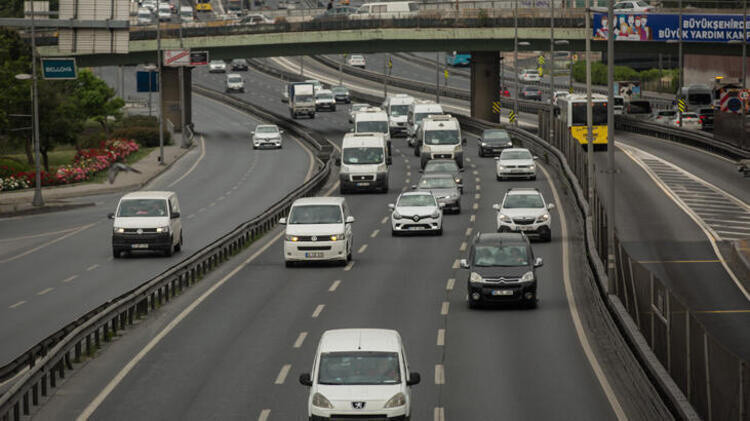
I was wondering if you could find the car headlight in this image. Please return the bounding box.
[498,214,511,223]
[530,164,536,170]
[454,144,461,151]
[384,392,406,408]
[285,235,299,242]
[392,211,402,219]
[536,214,550,223]
[431,210,440,218]
[470,272,484,283]
[377,163,387,173]
[497,165,505,170]
[421,145,430,152]
[521,271,535,282]
[481,142,487,146]
[312,392,333,409]
[454,177,461,184]
[329,234,344,241]
[155,226,170,233]
[114,227,125,233]
[506,142,513,147]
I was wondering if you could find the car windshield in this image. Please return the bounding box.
[503,194,544,209]
[256,126,278,134]
[419,177,456,189]
[523,87,538,92]
[390,105,409,117]
[228,76,242,83]
[526,70,538,75]
[210,61,223,66]
[117,199,168,217]
[473,244,529,267]
[658,111,676,117]
[351,104,367,112]
[483,130,510,143]
[343,147,384,165]
[688,93,711,105]
[415,112,438,123]
[356,121,388,133]
[180,9,192,15]
[500,150,532,160]
[317,93,333,100]
[138,10,151,17]
[636,0,648,6]
[424,129,459,145]
[332,87,348,94]
[614,97,625,106]
[397,194,436,207]
[288,205,342,224]
[232,59,246,65]
[318,352,400,385]
[424,161,458,174]
[295,95,313,102]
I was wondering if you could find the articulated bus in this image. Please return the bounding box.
[556,93,608,149]
[195,0,212,12]
[445,51,471,67]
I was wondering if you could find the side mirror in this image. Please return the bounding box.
[411,185,417,190]
[388,203,395,210]
[406,372,421,386]
[250,131,255,135]
[345,216,356,223]
[459,168,465,172]
[299,373,312,387]
[494,156,500,160]
[547,203,555,210]
[279,217,287,225]
[108,212,115,219]
[335,158,341,166]
[534,257,544,267]
[170,212,180,219]
[438,203,446,209]
[459,259,469,269]
[279,130,285,134]
[462,137,467,145]
[386,157,392,165]
[492,204,500,210]
[533,156,539,160]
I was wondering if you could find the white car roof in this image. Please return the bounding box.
[292,196,345,206]
[422,115,458,129]
[318,329,402,353]
[317,89,333,95]
[227,73,242,78]
[413,103,443,112]
[355,110,388,120]
[502,147,532,154]
[343,132,385,147]
[120,191,174,200]
[387,94,415,105]
[255,124,278,129]
[506,187,542,196]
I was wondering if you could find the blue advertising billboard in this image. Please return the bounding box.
[593,13,750,43]
[41,58,77,79]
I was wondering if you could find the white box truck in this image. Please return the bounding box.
[289,82,316,119]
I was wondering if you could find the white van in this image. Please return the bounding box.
[109,191,183,258]
[136,8,153,25]
[407,101,443,149]
[179,6,194,22]
[353,1,418,18]
[299,329,421,420]
[419,114,464,169]
[338,132,390,194]
[353,107,391,156]
[280,197,355,266]
[382,93,414,137]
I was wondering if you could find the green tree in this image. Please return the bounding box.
[37,79,82,171]
[0,28,33,164]
[72,69,125,136]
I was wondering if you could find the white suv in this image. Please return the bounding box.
[299,329,421,420]
[280,197,355,266]
[389,191,444,235]
[495,148,537,180]
[493,188,554,242]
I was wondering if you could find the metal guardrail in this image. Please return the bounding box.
[0,88,335,421]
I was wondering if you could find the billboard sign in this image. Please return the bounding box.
[41,58,77,79]
[164,49,191,67]
[593,13,750,43]
[136,71,159,92]
[190,51,209,66]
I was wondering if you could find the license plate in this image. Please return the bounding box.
[305,252,324,258]
[519,225,533,231]
[356,182,370,186]
[511,169,524,173]
[409,226,425,230]
[131,244,148,249]
[491,289,513,296]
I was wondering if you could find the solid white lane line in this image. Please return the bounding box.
[275,364,291,384]
[459,242,467,252]
[537,163,626,420]
[329,280,341,292]
[86,264,99,271]
[258,409,271,421]
[435,364,445,384]
[167,135,207,188]
[37,288,54,296]
[358,244,368,254]
[8,301,26,309]
[293,332,308,348]
[437,329,445,346]
[440,302,450,315]
[312,304,325,318]
[343,261,355,271]
[370,229,380,238]
[446,278,455,291]
[0,222,98,264]
[434,407,445,421]
[381,216,389,224]
[61,275,78,283]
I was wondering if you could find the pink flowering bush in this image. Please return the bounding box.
[0,139,139,192]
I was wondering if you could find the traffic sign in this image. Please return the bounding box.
[492,101,501,114]
[387,57,392,69]
[677,98,686,113]
[41,58,77,79]
[509,110,517,124]
[537,66,544,77]
[444,69,449,80]
[164,49,191,67]
[537,55,545,65]
[569,85,575,94]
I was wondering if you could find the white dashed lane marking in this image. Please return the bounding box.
[8,301,26,309]
[274,364,291,384]
[258,409,271,421]
[435,364,445,384]
[61,275,78,283]
[37,288,53,296]
[441,302,450,315]
[329,280,341,292]
[86,264,99,271]
[358,244,368,254]
[312,304,325,318]
[370,229,380,238]
[446,278,455,291]
[437,329,445,346]
[293,332,307,348]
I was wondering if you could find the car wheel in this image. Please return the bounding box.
[414,146,420,157]
[391,229,399,237]
[332,106,336,111]
[435,226,443,236]
[526,298,538,309]
[285,260,295,268]
[164,239,174,257]
[175,233,183,252]
[346,242,352,262]
[113,248,121,258]
[478,149,483,157]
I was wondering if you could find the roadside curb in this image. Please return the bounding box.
[0,201,96,218]
[719,240,750,297]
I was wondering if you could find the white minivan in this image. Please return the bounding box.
[109,191,183,258]
[353,107,391,156]
[179,6,194,22]
[382,93,414,137]
[299,329,421,420]
[407,101,443,150]
[419,114,465,169]
[338,132,390,194]
[280,197,355,266]
[353,1,418,18]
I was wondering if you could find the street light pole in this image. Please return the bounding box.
[549,0,555,139]
[29,0,43,206]
[513,0,519,126]
[178,12,187,148]
[383,54,388,97]
[157,16,164,165]
[606,0,616,292]
[585,0,593,207]
[678,0,683,127]
[435,52,440,103]
[743,0,747,121]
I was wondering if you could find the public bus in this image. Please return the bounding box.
[195,0,212,12]
[556,93,608,149]
[445,51,471,67]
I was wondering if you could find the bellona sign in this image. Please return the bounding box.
[41,58,78,79]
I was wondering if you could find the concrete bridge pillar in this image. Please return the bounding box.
[470,51,500,122]
[160,66,192,132]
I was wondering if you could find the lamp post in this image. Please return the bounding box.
[549,0,555,137]
[606,0,616,292]
[143,64,156,117]
[585,0,594,207]
[15,73,42,206]
[156,14,165,165]
[551,40,569,138]
[514,0,519,126]
[435,52,440,103]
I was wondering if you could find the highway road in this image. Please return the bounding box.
[0,66,314,366]
[31,56,670,421]
[304,51,750,361]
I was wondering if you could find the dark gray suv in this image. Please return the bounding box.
[460,232,543,309]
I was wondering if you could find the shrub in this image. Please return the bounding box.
[111,126,171,147]
[119,115,159,128]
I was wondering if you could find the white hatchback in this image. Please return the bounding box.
[495,148,537,180]
[346,54,367,68]
[299,329,421,420]
[280,197,355,266]
[251,124,283,149]
[389,191,444,235]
